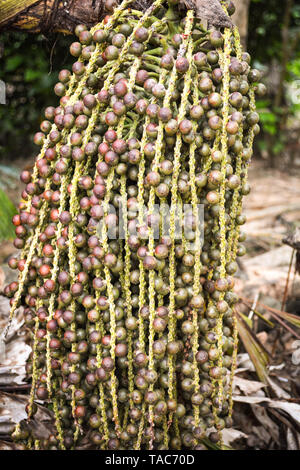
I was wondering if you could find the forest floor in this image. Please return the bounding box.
[0,157,299,450]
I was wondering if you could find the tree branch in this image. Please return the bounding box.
[0,0,232,34]
[0,0,105,33]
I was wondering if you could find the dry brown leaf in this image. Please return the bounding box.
[233,376,265,396]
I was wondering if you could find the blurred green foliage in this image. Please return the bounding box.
[248,0,300,161]
[0,32,73,161]
[0,187,17,241]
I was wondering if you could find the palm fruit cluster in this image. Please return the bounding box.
[5,0,266,450]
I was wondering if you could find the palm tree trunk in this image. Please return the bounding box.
[274,0,294,108]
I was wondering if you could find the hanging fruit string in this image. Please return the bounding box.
[167,8,194,413]
[94,241,110,450]
[26,436,33,450]
[99,134,123,435]
[31,241,65,447]
[8,9,136,337]
[65,54,110,440]
[101,179,120,434]
[92,0,166,187]
[118,119,139,434]
[203,132,221,174]
[130,46,169,452]
[225,27,245,421]
[9,123,75,328]
[12,159,64,308]
[90,2,166,440]
[26,244,45,422]
[67,0,133,97]
[11,423,21,442]
[67,88,101,441]
[34,439,40,450]
[93,150,110,441]
[227,82,257,423]
[52,397,65,449]
[202,126,222,316]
